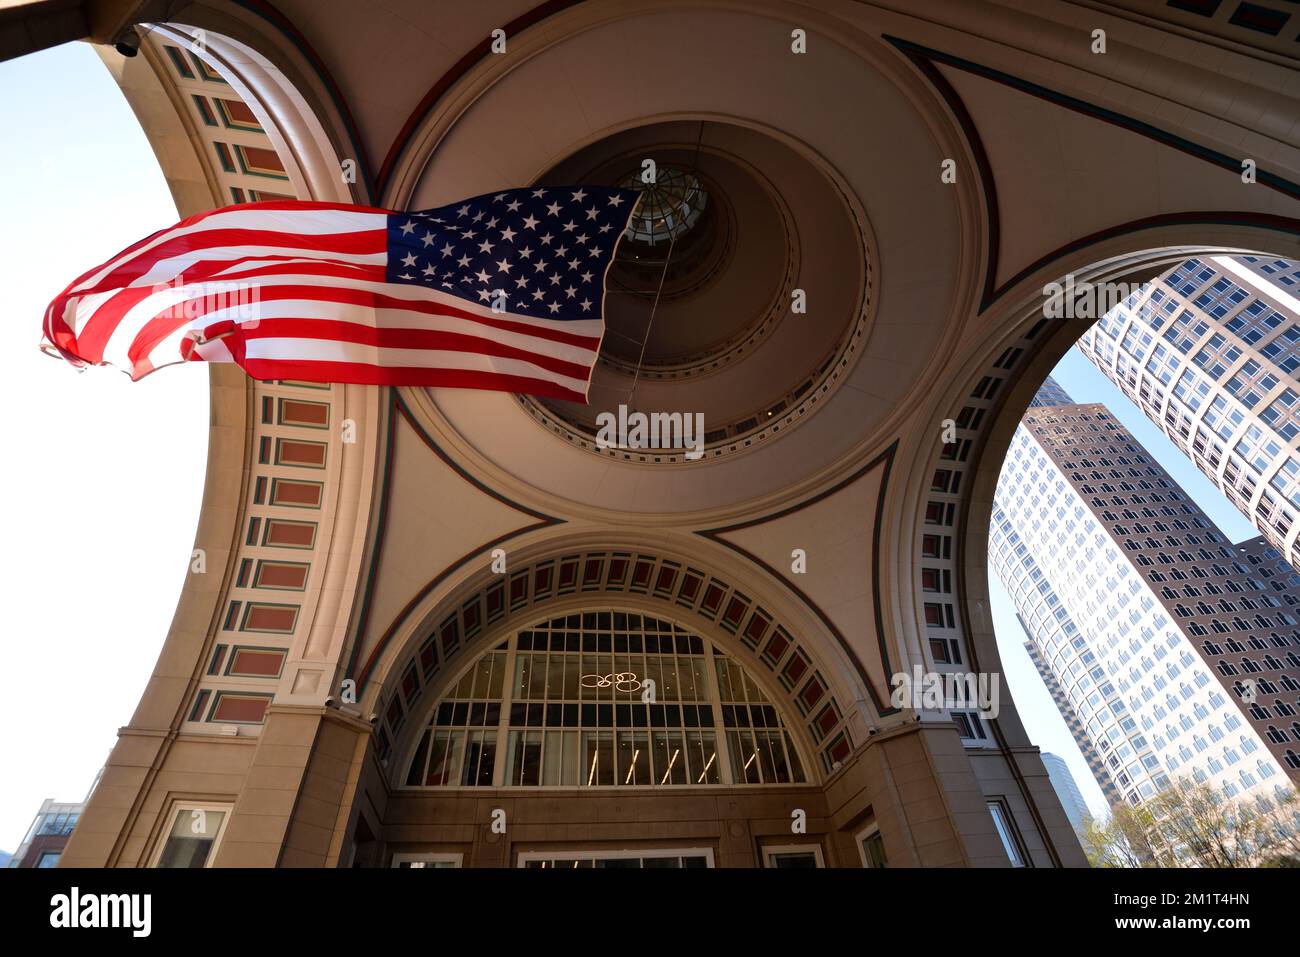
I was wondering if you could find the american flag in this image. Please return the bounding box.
[42,186,640,402]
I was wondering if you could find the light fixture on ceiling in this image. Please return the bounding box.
[114,26,141,58]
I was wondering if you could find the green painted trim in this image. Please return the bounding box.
[224,644,288,678]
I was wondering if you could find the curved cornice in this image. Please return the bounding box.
[228,0,376,200]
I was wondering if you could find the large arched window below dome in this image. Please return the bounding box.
[403,611,807,788]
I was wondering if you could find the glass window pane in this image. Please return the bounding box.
[487,652,505,699]
[861,831,888,868]
[505,730,541,786]
[988,802,1026,867]
[157,808,226,868]
[463,730,497,786]
[404,613,805,790]
[618,730,650,785]
[690,731,720,785]
[527,654,548,699]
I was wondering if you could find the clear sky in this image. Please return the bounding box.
[989,347,1262,820]
[0,42,208,851]
[0,38,1270,853]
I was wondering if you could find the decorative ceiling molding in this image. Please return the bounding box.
[885,34,1300,312]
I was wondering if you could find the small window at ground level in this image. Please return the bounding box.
[392,853,462,868]
[517,848,713,868]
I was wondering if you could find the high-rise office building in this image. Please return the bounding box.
[1077,255,1300,570]
[1027,375,1075,408]
[990,381,1300,811]
[1021,622,1122,806]
[1040,752,1091,834]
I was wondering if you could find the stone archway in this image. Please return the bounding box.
[365,543,874,783]
[898,232,1300,762]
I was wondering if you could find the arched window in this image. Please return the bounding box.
[403,611,807,788]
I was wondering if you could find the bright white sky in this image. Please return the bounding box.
[0,42,207,850]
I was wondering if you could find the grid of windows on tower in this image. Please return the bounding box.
[991,402,1300,811]
[1077,256,1300,572]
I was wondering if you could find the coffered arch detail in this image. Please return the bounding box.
[362,542,881,781]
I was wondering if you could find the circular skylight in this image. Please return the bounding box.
[621,167,708,246]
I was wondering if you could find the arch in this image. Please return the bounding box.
[96,19,387,724]
[144,19,358,205]
[393,605,817,791]
[364,545,869,781]
[897,230,1300,763]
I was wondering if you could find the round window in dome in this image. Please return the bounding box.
[621,167,708,246]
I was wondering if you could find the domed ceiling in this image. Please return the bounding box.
[525,120,863,454]
[391,6,965,518]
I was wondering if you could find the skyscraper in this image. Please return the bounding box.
[1040,752,1091,834]
[1077,255,1300,569]
[990,381,1300,811]
[1027,375,1075,408]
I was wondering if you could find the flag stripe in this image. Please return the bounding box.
[236,358,589,402]
[241,320,595,380]
[72,229,388,295]
[63,205,387,295]
[241,339,590,395]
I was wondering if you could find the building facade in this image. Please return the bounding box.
[1077,255,1300,569]
[991,386,1300,813]
[1027,375,1074,409]
[7,800,83,869]
[1021,624,1122,807]
[7,0,1299,869]
[1040,752,1090,834]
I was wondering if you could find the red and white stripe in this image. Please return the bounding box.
[42,201,604,402]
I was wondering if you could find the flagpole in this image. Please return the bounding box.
[627,123,706,408]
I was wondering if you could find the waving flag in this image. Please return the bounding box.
[41,186,639,402]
